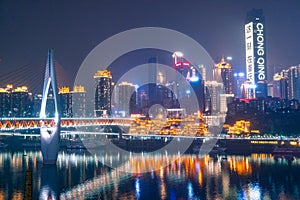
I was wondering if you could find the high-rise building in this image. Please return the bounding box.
[115,81,136,117]
[58,86,86,118]
[245,9,267,98]
[272,65,300,100]
[137,87,149,115]
[12,86,33,117]
[147,57,158,104]
[214,58,234,95]
[233,72,246,98]
[172,52,205,113]
[197,65,206,82]
[188,67,205,113]
[59,87,73,117]
[0,85,33,117]
[137,83,179,116]
[288,65,300,100]
[272,73,288,99]
[241,81,256,99]
[94,70,112,117]
[0,87,9,117]
[148,57,158,83]
[205,81,227,114]
[267,83,274,97]
[33,94,43,117]
[72,85,86,118]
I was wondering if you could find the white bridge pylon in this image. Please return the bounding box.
[40,49,61,165]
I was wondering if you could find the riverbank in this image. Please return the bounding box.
[1,135,299,155]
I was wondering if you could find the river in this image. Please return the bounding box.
[0,149,299,199]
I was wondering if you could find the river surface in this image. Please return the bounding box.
[0,149,300,200]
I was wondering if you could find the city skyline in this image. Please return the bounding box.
[0,1,300,92]
[1,2,300,199]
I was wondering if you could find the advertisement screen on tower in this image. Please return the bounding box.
[255,22,266,81]
[245,22,255,84]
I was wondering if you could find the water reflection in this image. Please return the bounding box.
[0,151,300,199]
[40,165,58,200]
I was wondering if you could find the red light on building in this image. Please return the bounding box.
[183,62,190,66]
[175,62,190,68]
[175,63,182,67]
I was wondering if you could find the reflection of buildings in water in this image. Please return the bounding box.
[59,153,213,199]
[159,179,167,200]
[222,171,230,198]
[205,158,223,200]
[250,153,274,164]
[0,151,285,199]
[0,151,42,199]
[0,191,4,199]
[227,156,252,176]
[12,192,23,200]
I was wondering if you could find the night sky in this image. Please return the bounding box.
[0,0,300,92]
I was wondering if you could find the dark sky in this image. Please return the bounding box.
[1,0,300,92]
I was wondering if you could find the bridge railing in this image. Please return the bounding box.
[0,117,133,130]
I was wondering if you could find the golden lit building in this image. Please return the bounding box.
[225,120,251,135]
[0,85,33,117]
[58,86,86,117]
[94,70,112,117]
[214,58,234,95]
[72,85,86,117]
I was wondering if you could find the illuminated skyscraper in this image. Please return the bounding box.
[205,81,227,114]
[172,51,205,113]
[0,87,9,117]
[147,57,158,103]
[272,73,288,99]
[115,81,136,117]
[0,85,33,117]
[33,94,43,117]
[273,65,300,100]
[214,58,234,95]
[288,65,300,100]
[233,72,246,98]
[58,86,86,118]
[59,87,72,117]
[94,70,112,117]
[245,9,267,98]
[11,86,32,117]
[189,67,205,113]
[72,85,86,118]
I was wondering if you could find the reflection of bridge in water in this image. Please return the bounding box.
[58,152,271,200]
[58,152,203,200]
